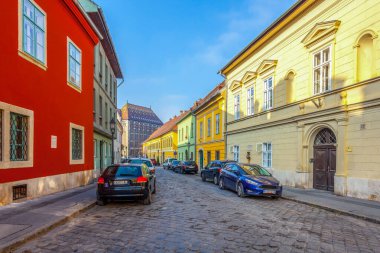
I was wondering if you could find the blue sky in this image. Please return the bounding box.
[95,0,296,122]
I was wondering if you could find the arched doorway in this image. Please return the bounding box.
[313,128,336,191]
[199,150,204,169]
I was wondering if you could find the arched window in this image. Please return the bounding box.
[357,33,376,82]
[314,128,336,146]
[285,71,295,103]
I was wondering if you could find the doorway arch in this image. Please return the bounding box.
[313,128,337,191]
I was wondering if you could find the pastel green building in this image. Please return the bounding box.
[177,111,196,161]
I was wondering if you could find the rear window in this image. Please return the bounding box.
[104,166,142,177]
[184,161,196,165]
[127,159,153,167]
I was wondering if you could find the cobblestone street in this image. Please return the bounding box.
[17,168,380,253]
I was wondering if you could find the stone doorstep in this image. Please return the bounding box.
[282,189,380,224]
[0,185,97,253]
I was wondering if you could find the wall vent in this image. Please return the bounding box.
[13,184,27,201]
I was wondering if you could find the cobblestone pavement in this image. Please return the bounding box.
[17,168,380,253]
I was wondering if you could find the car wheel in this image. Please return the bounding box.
[219,177,225,190]
[143,189,152,205]
[152,181,156,194]
[96,196,106,206]
[201,173,206,182]
[213,175,218,185]
[237,183,245,198]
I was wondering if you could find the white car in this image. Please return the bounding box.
[124,158,156,174]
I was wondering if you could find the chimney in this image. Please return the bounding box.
[180,110,184,114]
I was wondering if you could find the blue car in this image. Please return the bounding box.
[219,163,282,199]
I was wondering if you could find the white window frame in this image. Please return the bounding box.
[234,94,240,120]
[200,122,204,139]
[215,114,220,135]
[233,145,240,162]
[263,77,273,110]
[0,101,34,169]
[313,46,332,94]
[67,37,82,91]
[247,87,254,116]
[70,123,85,165]
[19,0,47,69]
[262,142,272,168]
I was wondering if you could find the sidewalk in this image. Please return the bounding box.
[282,186,380,224]
[0,184,96,253]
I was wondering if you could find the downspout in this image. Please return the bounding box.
[219,73,228,160]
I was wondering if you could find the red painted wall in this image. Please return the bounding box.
[0,0,98,183]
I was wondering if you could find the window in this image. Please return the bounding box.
[234,94,240,120]
[22,0,46,63]
[93,89,96,122]
[313,46,331,94]
[99,52,103,80]
[105,65,108,92]
[99,96,103,126]
[105,103,108,129]
[94,140,97,158]
[207,118,211,137]
[200,122,203,138]
[247,87,254,115]
[71,128,82,160]
[191,123,194,138]
[215,114,220,135]
[233,145,239,162]
[186,126,188,139]
[110,74,113,97]
[68,40,82,88]
[263,77,273,110]
[215,150,220,160]
[10,113,29,161]
[207,151,211,164]
[262,143,272,168]
[0,110,2,161]
[182,128,184,141]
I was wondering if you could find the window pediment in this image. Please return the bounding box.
[229,80,242,91]
[257,60,278,75]
[302,20,341,48]
[241,71,257,84]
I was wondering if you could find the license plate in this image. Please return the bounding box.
[189,166,194,169]
[113,180,129,185]
[263,190,276,194]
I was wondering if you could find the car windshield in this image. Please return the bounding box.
[172,161,180,165]
[241,165,271,176]
[221,161,235,167]
[104,166,142,177]
[128,159,153,167]
[184,161,196,165]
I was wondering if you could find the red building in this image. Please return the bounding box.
[0,0,100,205]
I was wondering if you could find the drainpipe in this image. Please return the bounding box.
[219,73,227,160]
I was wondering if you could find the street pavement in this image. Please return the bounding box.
[16,168,380,253]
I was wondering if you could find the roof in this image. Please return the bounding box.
[79,0,123,78]
[219,0,310,75]
[121,103,163,125]
[144,111,189,142]
[193,81,225,113]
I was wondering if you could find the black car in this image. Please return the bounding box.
[97,164,156,205]
[174,161,198,174]
[201,160,236,185]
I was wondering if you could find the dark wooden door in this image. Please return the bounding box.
[313,146,336,191]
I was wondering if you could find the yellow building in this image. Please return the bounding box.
[143,112,188,163]
[220,0,380,201]
[195,82,226,169]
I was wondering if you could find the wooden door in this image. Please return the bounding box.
[313,146,336,191]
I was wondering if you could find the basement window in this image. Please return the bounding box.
[13,184,27,200]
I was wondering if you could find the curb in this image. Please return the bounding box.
[0,201,96,253]
[281,196,380,225]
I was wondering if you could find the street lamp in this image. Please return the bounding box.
[110,118,115,165]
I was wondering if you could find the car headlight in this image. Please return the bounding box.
[245,179,259,186]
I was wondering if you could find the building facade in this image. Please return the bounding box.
[177,111,196,161]
[0,0,99,205]
[221,0,380,201]
[121,103,162,158]
[195,83,226,169]
[79,0,123,176]
[143,112,187,163]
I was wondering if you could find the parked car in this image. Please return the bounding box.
[163,158,177,170]
[150,159,158,166]
[174,161,198,174]
[219,163,282,199]
[201,160,236,185]
[124,158,156,174]
[170,160,181,171]
[97,163,156,205]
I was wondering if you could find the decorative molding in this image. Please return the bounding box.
[256,60,278,75]
[229,80,242,91]
[302,20,341,48]
[241,71,257,84]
